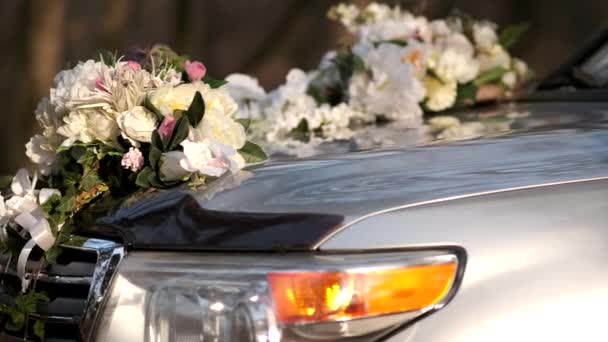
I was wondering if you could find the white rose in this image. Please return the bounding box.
[117,106,158,145]
[424,77,457,112]
[159,151,190,182]
[57,109,119,145]
[190,110,246,149]
[149,81,238,117]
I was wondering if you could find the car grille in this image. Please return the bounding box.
[0,238,124,341]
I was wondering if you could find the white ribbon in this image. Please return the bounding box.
[13,200,55,292]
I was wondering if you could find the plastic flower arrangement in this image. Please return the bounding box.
[0,45,266,339]
[227,2,531,153]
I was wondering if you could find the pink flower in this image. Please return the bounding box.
[185,60,206,82]
[126,61,141,71]
[95,77,106,91]
[121,147,144,172]
[158,116,177,140]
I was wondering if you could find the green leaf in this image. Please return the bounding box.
[474,66,508,86]
[135,167,154,188]
[238,141,268,164]
[287,119,311,142]
[33,320,45,340]
[167,116,190,151]
[96,49,118,65]
[185,91,205,127]
[202,75,228,88]
[151,129,166,152]
[499,23,530,50]
[149,146,162,170]
[56,195,77,213]
[457,82,478,103]
[236,118,251,131]
[79,167,103,191]
[45,246,62,265]
[40,194,61,214]
[352,54,366,73]
[0,175,12,190]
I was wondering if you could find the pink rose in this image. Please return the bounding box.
[185,60,206,82]
[126,61,141,71]
[121,147,144,172]
[158,116,177,140]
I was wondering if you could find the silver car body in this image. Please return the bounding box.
[192,101,608,341]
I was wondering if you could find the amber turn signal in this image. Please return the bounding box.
[268,262,457,324]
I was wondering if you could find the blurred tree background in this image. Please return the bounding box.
[0,0,606,173]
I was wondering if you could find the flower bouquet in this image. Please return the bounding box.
[227,2,531,153]
[0,45,265,338]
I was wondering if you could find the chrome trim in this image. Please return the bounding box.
[29,312,80,325]
[61,237,125,342]
[315,176,608,249]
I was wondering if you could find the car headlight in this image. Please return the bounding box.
[94,249,465,342]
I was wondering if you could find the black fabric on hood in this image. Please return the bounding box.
[81,191,344,251]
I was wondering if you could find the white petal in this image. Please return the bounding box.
[39,188,61,205]
[11,169,32,196]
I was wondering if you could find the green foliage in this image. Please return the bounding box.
[96,49,119,65]
[150,44,189,72]
[236,118,251,131]
[288,119,311,143]
[0,291,49,338]
[167,116,190,151]
[0,175,12,190]
[499,23,530,50]
[474,66,508,86]
[33,320,45,340]
[202,75,228,89]
[185,91,205,127]
[239,141,268,164]
[457,82,478,103]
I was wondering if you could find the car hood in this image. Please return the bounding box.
[82,101,608,251]
[197,101,608,222]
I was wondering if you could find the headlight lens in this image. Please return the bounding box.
[94,250,464,342]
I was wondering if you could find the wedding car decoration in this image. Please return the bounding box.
[228,2,530,153]
[0,45,266,339]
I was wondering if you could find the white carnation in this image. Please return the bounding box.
[225,74,266,119]
[25,134,61,176]
[472,21,498,51]
[117,106,158,145]
[501,71,517,89]
[477,44,511,72]
[350,43,425,124]
[50,60,108,113]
